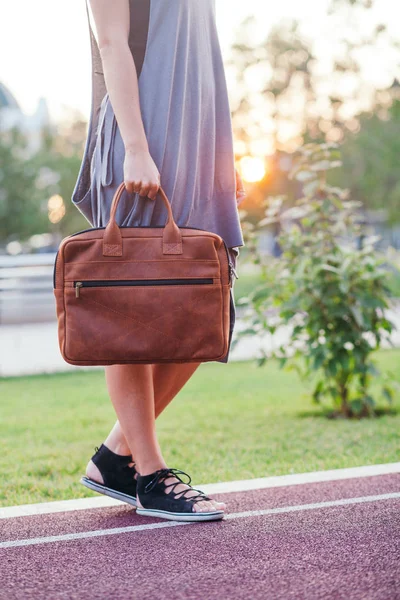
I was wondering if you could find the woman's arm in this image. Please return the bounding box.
[88,0,160,199]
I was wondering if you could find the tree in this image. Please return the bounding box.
[0,127,49,241]
[332,97,400,223]
[230,0,398,154]
[30,116,89,238]
[0,114,89,245]
[229,1,400,223]
[239,143,397,418]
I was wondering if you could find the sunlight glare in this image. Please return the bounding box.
[48,195,66,224]
[239,156,266,183]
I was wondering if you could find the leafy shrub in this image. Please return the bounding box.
[240,143,397,417]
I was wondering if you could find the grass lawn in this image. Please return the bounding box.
[0,350,399,507]
[233,265,400,301]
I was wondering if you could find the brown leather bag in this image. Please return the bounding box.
[54,183,233,365]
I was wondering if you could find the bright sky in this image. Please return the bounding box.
[0,0,397,122]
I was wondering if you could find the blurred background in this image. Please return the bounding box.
[1,0,399,374]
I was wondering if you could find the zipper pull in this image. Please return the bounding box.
[229,262,239,284]
[75,282,83,299]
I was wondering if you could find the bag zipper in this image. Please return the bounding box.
[54,226,209,290]
[74,277,214,298]
[223,242,239,285]
[228,262,239,282]
[55,226,234,289]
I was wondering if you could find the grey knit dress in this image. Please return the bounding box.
[72,0,243,362]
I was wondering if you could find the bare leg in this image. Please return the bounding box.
[88,361,201,471]
[102,421,131,456]
[105,363,164,475]
[86,362,225,513]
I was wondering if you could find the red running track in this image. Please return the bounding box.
[0,474,399,600]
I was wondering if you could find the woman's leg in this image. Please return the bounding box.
[87,362,224,512]
[101,421,131,456]
[105,364,164,475]
[87,361,201,475]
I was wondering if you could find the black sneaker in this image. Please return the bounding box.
[136,467,224,522]
[80,444,137,507]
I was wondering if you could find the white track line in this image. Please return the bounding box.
[201,462,400,494]
[1,461,399,520]
[1,492,399,550]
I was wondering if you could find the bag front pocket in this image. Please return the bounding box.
[63,277,229,363]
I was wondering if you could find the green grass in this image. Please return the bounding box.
[234,267,400,301]
[1,350,399,507]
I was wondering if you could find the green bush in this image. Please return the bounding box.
[240,143,398,418]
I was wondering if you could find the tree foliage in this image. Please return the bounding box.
[333,99,400,223]
[0,127,48,241]
[230,0,398,151]
[0,118,88,245]
[230,0,400,223]
[240,143,397,418]
[29,117,90,238]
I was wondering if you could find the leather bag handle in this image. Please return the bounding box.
[103,183,183,257]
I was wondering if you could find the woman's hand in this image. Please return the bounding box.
[124,148,161,200]
[235,168,246,206]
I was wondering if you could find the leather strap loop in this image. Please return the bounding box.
[103,183,183,257]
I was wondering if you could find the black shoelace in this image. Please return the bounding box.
[144,468,213,504]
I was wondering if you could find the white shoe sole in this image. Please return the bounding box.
[136,507,225,522]
[80,476,137,507]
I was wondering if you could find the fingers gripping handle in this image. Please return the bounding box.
[103,183,183,257]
